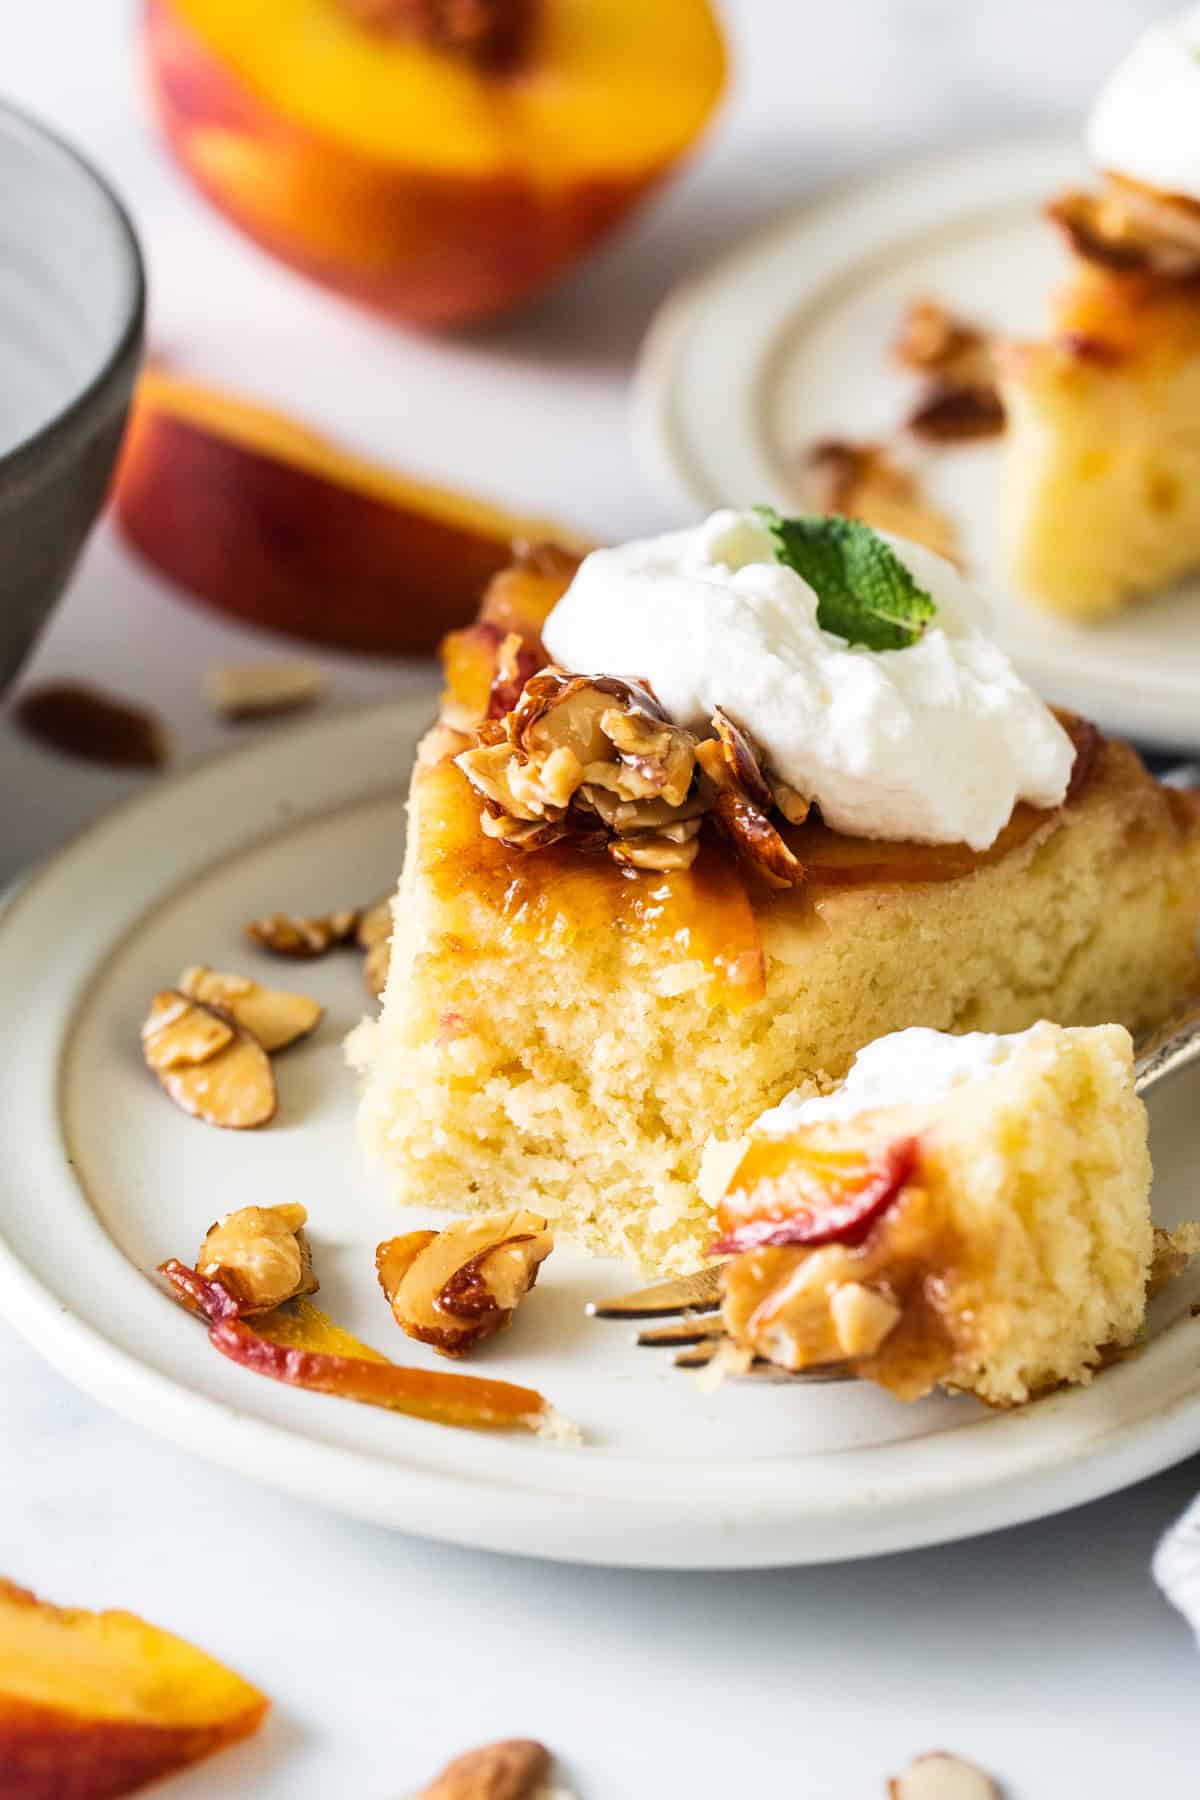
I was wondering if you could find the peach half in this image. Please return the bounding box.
[144,0,728,328]
[0,1577,267,1799]
[112,369,584,655]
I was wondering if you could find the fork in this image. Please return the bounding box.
[587,996,1200,1382]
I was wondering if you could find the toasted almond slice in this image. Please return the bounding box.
[143,990,277,1130]
[377,1211,553,1357]
[142,990,235,1070]
[830,1282,902,1358]
[198,1204,317,1314]
[179,965,323,1052]
[417,1737,553,1800]
[245,909,360,958]
[889,1752,1000,1800]
[205,660,324,722]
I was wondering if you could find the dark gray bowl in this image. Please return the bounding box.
[0,102,145,692]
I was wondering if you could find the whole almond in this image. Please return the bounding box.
[417,1737,552,1799]
[889,1751,1000,1800]
[14,682,167,769]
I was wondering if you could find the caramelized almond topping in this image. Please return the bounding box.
[417,1737,554,1800]
[245,908,360,957]
[178,965,323,1052]
[829,1282,902,1358]
[907,384,1005,443]
[197,1203,317,1314]
[14,682,167,769]
[712,708,774,812]
[1049,175,1200,280]
[458,667,704,872]
[894,297,1005,443]
[377,1211,553,1357]
[141,991,277,1130]
[895,296,995,386]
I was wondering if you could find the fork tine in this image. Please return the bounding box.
[636,1314,728,1348]
[586,1265,724,1319]
[673,1339,854,1382]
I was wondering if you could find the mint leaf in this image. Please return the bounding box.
[756,508,937,650]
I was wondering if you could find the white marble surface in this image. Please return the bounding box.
[2,2,1199,1793]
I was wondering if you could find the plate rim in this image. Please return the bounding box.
[3,700,1200,1569]
[632,125,1200,753]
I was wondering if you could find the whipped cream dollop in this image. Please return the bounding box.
[541,511,1074,850]
[755,1024,1052,1131]
[1087,6,1200,200]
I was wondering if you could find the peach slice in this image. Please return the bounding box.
[0,1576,267,1799]
[113,370,584,655]
[160,1261,568,1434]
[712,1131,918,1255]
[439,544,578,730]
[144,0,727,329]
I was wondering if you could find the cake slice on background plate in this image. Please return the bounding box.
[351,512,1200,1274]
[1000,5,1200,618]
[710,1021,1154,1405]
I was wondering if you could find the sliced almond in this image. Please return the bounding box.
[15,682,168,769]
[245,909,360,958]
[141,990,234,1069]
[142,990,277,1130]
[178,965,322,1052]
[417,1737,553,1800]
[205,660,324,723]
[830,1282,902,1359]
[197,1203,317,1314]
[377,1211,553,1357]
[889,1752,1000,1800]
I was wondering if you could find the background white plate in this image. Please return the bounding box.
[1,699,1199,1569]
[634,131,1200,752]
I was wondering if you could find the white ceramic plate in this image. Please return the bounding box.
[634,131,1200,752]
[2,699,1200,1569]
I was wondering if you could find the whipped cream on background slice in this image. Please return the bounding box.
[541,510,1074,851]
[1087,6,1200,201]
[756,1024,1054,1132]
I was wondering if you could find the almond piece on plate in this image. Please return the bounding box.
[179,965,323,1051]
[416,1737,553,1800]
[0,1576,267,1797]
[889,1751,1001,1800]
[206,660,324,722]
[377,1211,554,1357]
[245,909,361,958]
[197,1203,317,1315]
[13,681,168,769]
[141,990,277,1129]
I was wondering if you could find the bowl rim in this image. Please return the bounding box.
[0,97,146,486]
